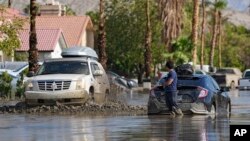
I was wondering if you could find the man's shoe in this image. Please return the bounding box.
[176,108,183,115]
[173,107,183,115]
[169,111,176,117]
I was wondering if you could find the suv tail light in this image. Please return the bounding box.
[197,86,208,98]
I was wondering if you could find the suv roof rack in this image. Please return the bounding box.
[61,46,98,60]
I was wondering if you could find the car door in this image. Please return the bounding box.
[90,62,103,95]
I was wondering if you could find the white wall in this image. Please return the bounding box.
[50,42,63,58]
[81,31,87,47]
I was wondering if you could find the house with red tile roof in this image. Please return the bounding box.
[15,29,67,61]
[1,3,95,62]
[23,16,94,48]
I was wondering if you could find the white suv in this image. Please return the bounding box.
[25,47,110,105]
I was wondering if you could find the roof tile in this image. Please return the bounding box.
[17,29,62,51]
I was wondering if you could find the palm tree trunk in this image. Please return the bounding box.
[8,0,12,8]
[28,0,39,73]
[200,0,206,70]
[192,0,200,68]
[144,0,152,78]
[98,0,107,70]
[218,11,222,68]
[209,0,218,67]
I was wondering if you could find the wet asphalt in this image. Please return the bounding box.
[0,90,250,141]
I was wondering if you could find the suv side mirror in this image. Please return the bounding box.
[27,71,35,77]
[93,70,103,76]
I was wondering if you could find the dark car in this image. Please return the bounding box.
[148,74,231,115]
[106,71,138,89]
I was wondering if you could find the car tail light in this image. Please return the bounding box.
[149,89,155,97]
[197,86,208,98]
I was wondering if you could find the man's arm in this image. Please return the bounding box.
[165,71,174,86]
[165,78,173,86]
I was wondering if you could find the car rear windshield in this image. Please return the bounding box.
[216,69,234,74]
[244,71,250,78]
[37,61,89,75]
[177,76,205,88]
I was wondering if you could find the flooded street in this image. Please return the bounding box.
[0,90,250,141]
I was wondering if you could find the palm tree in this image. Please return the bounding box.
[218,11,222,68]
[200,0,206,70]
[8,0,12,8]
[97,0,107,70]
[144,0,152,78]
[159,0,184,52]
[209,0,218,68]
[209,0,227,67]
[192,0,200,68]
[28,0,39,73]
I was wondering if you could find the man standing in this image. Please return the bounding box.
[164,60,183,116]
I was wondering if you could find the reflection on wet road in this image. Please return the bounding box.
[0,90,250,141]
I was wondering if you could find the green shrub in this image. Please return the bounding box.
[15,72,25,98]
[0,71,13,98]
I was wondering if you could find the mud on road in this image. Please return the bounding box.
[0,88,148,115]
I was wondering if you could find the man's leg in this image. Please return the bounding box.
[171,91,183,115]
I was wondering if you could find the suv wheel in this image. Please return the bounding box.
[89,88,95,103]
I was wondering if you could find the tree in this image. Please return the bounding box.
[159,0,184,52]
[191,0,200,68]
[65,5,76,15]
[97,0,107,70]
[144,0,152,78]
[28,0,39,73]
[200,0,206,69]
[8,0,12,8]
[0,7,25,59]
[209,0,227,67]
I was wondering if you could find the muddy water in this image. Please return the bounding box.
[0,90,250,141]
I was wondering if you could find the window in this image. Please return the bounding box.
[90,63,100,74]
[37,61,89,75]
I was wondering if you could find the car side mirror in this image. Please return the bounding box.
[93,70,103,76]
[27,71,35,77]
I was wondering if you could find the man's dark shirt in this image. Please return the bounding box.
[165,70,177,92]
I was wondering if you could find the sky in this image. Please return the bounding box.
[227,0,250,11]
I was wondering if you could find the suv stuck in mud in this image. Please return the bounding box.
[25,47,110,105]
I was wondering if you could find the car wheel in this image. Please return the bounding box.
[209,104,216,115]
[230,82,236,90]
[89,88,95,103]
[104,90,109,102]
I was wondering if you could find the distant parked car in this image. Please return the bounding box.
[0,62,29,96]
[107,71,138,89]
[148,74,231,115]
[239,69,250,90]
[211,68,242,89]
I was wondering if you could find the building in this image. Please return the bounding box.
[15,29,67,61]
[24,16,94,48]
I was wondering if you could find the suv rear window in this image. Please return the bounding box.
[37,61,89,75]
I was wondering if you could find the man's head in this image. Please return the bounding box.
[165,60,174,71]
